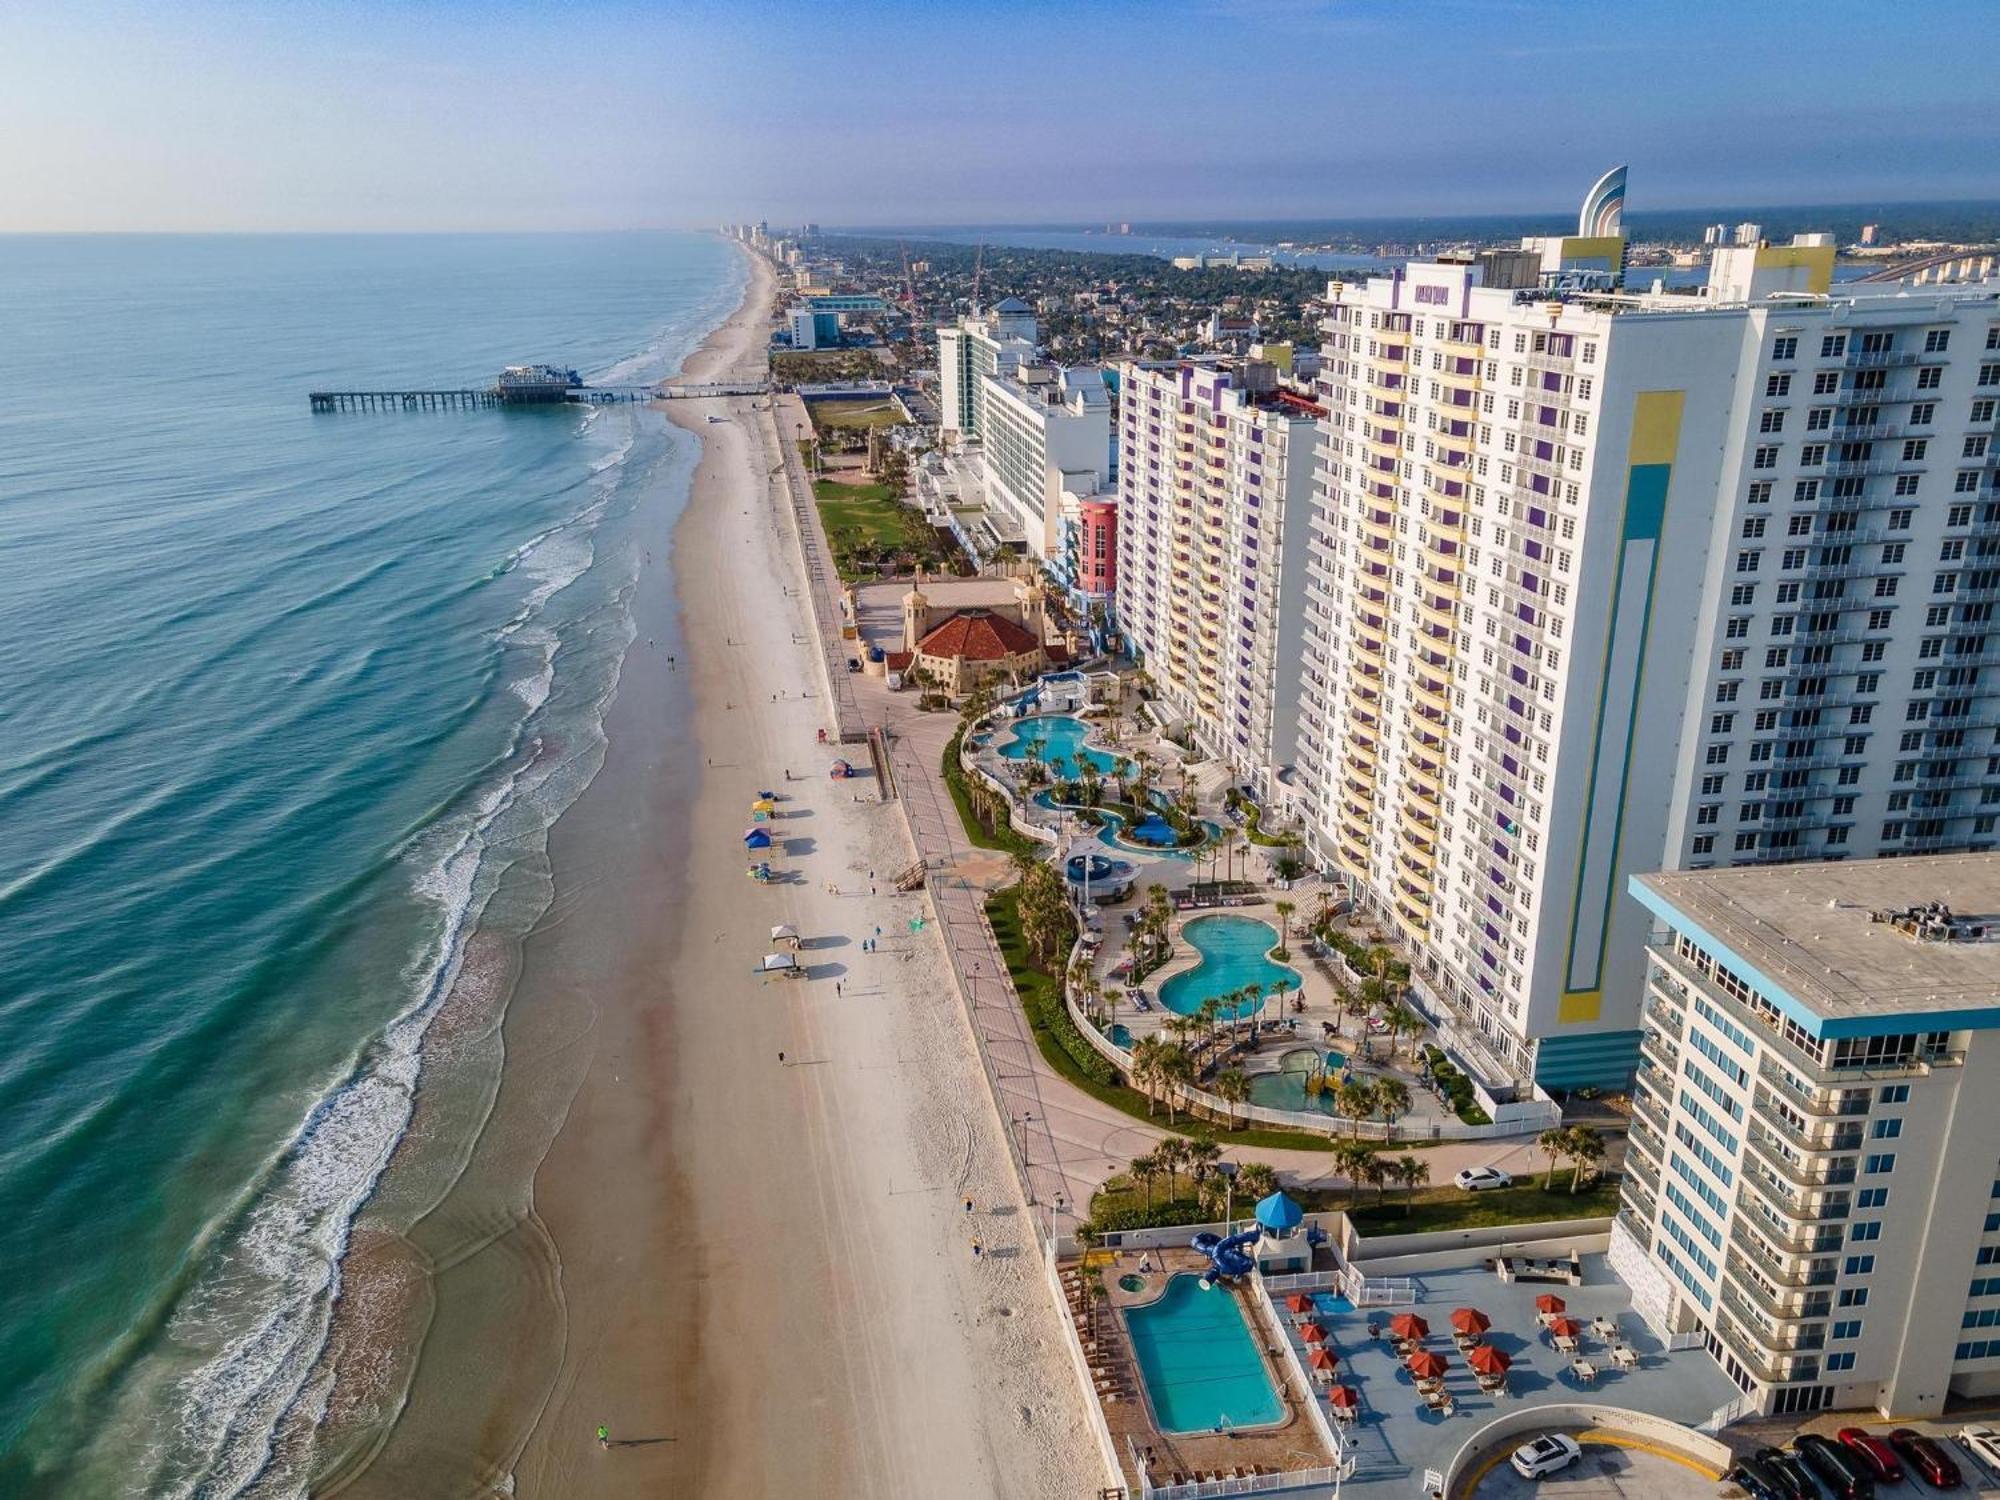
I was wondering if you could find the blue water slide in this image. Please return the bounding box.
[1191,1225,1261,1282]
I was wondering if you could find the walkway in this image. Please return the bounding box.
[760,392,866,745]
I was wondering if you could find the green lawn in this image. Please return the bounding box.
[810,399,903,432]
[1335,1176,1623,1235]
[812,477,938,577]
[941,730,1040,857]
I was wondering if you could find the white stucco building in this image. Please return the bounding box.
[1615,854,2000,1419]
[937,298,1037,444]
[979,363,1112,564]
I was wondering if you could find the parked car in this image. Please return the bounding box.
[1887,1428,1961,1489]
[1753,1446,1819,1500]
[1454,1166,1513,1191]
[1957,1425,2000,1476]
[1509,1433,1582,1479]
[1838,1428,1905,1484]
[1797,1432,1878,1500]
[1730,1456,1791,1500]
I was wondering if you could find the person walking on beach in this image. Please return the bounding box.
[597,1425,610,1449]
[971,1238,982,1259]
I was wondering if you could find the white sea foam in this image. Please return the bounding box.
[136,482,644,1498]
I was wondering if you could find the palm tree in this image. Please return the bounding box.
[1360,1152,1393,1204]
[1335,1077,1378,1140]
[1386,1002,1423,1061]
[1537,1125,1572,1190]
[1213,1068,1251,1128]
[1184,1137,1223,1191]
[1374,1077,1412,1138]
[1568,1125,1606,1194]
[1197,995,1226,1057]
[1274,899,1296,951]
[1235,1161,1280,1206]
[1157,1137,1191,1201]
[1155,1046,1195,1124]
[1395,1155,1431,1215]
[1130,1036,1168,1116]
[1332,1140,1374,1208]
[1128,1150,1163,1213]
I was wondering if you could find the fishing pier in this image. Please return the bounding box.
[309,364,769,413]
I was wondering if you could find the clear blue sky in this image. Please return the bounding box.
[3,0,1992,232]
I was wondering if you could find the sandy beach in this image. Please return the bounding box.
[468,247,1098,1496]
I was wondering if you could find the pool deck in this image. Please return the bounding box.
[1287,1257,1742,1497]
[1073,1249,1335,1491]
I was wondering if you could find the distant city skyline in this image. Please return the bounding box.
[3,0,1995,233]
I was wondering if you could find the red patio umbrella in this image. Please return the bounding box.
[1388,1312,1430,1341]
[1449,1307,1491,1336]
[1286,1294,1315,1315]
[1328,1383,1360,1411]
[1547,1316,1582,1340]
[1301,1322,1329,1344]
[1468,1345,1512,1377]
[1534,1293,1567,1315]
[1308,1348,1339,1371]
[1406,1349,1449,1381]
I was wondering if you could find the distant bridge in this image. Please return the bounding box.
[1851,248,2000,286]
[308,380,771,412]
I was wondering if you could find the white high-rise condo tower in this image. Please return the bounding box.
[1297,170,2000,1090]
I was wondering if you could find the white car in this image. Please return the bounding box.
[1958,1424,2000,1474]
[1510,1433,1582,1479]
[1454,1166,1513,1192]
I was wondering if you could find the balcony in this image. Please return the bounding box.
[1846,348,1920,368]
[1630,1086,1670,1140]
[1736,1200,1840,1256]
[1638,1028,1680,1078]
[1720,1284,1828,1352]
[1728,1224,1840,1292]
[1743,1127,1858,1193]
[1750,1092,1866,1156]
[1722,1256,1835,1325]
[1712,1312,1822,1386]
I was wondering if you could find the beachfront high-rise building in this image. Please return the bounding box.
[978,363,1114,565]
[1116,357,1325,802]
[1297,201,2000,1090]
[1614,854,2000,1419]
[938,299,1038,444]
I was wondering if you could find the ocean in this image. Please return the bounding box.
[0,231,743,1495]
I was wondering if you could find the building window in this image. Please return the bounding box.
[1774,336,1798,360]
[1827,1352,1856,1373]
[1844,1255,1876,1276]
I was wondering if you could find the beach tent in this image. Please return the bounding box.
[743,827,773,850]
[770,924,799,948]
[829,759,853,778]
[758,953,801,977]
[751,799,776,813]
[1254,1191,1304,1235]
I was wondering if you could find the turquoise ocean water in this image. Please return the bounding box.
[0,232,742,1494]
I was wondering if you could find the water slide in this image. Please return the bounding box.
[1191,1226,1261,1284]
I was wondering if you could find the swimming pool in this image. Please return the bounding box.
[1108,1023,1134,1049]
[1034,789,1221,858]
[1158,916,1301,1019]
[997,714,1130,777]
[1247,1048,1352,1115]
[1125,1273,1284,1434]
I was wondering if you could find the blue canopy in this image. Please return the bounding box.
[743,827,773,849]
[1254,1191,1303,1232]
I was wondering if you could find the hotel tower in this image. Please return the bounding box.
[1296,169,2000,1089]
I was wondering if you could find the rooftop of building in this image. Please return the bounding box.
[916,608,1041,662]
[1632,854,2000,1028]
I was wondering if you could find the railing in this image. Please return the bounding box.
[1048,1247,1130,1494]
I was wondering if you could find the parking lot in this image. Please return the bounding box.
[1466,1431,1721,1498]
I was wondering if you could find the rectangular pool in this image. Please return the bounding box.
[1124,1274,1284,1434]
